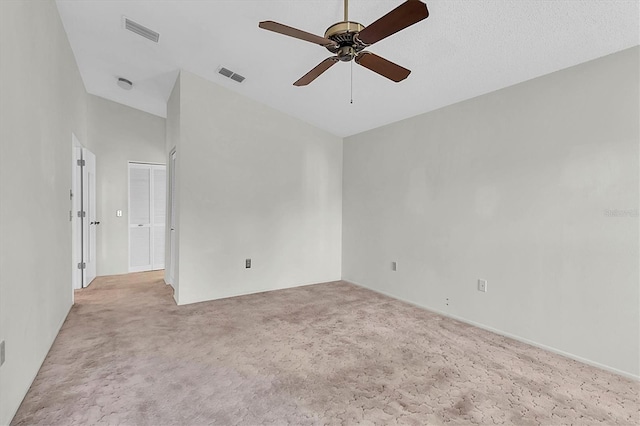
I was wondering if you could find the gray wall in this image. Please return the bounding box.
[342,47,640,378]
[86,95,165,276]
[171,71,343,305]
[0,1,88,423]
[165,75,180,301]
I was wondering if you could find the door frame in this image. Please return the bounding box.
[167,149,177,287]
[71,135,82,299]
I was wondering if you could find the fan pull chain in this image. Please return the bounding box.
[350,60,353,104]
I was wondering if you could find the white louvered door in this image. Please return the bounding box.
[129,163,166,272]
[152,168,166,270]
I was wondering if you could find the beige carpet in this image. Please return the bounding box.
[12,272,639,425]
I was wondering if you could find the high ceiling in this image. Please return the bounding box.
[56,0,639,137]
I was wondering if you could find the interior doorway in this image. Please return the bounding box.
[167,150,177,286]
[72,142,98,289]
[128,162,166,272]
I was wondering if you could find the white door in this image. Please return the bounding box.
[78,148,97,287]
[129,163,166,272]
[82,148,100,287]
[168,151,177,285]
[152,166,166,270]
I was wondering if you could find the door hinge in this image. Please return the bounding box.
[77,211,86,218]
[77,262,86,269]
[77,159,85,166]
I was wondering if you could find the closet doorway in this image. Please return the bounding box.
[128,162,166,272]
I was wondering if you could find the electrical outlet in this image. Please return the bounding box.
[116,210,123,217]
[478,279,487,292]
[391,261,397,271]
[245,259,251,269]
[0,340,5,367]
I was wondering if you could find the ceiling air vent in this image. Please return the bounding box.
[123,17,159,43]
[218,67,233,78]
[230,73,245,83]
[218,67,245,83]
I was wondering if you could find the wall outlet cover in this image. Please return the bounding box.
[391,261,397,271]
[245,258,251,268]
[478,279,488,292]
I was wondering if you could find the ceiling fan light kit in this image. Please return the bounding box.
[259,0,429,86]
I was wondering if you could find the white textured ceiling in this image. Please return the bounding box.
[56,0,639,137]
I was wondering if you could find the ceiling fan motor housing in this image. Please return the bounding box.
[324,21,367,60]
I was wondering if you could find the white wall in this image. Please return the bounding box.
[343,47,640,378]
[171,71,343,305]
[0,1,88,424]
[86,95,165,276]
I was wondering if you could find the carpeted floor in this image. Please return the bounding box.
[12,272,639,425]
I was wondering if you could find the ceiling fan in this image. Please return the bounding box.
[258,0,429,86]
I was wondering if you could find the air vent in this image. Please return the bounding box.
[218,67,233,78]
[230,74,245,83]
[123,17,159,43]
[218,67,245,84]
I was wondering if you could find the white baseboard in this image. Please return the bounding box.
[176,276,342,306]
[345,279,640,382]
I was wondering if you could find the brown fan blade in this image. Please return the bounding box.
[259,21,337,47]
[294,57,339,86]
[355,52,411,82]
[357,0,429,46]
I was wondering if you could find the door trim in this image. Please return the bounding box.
[167,149,177,286]
[71,135,83,298]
